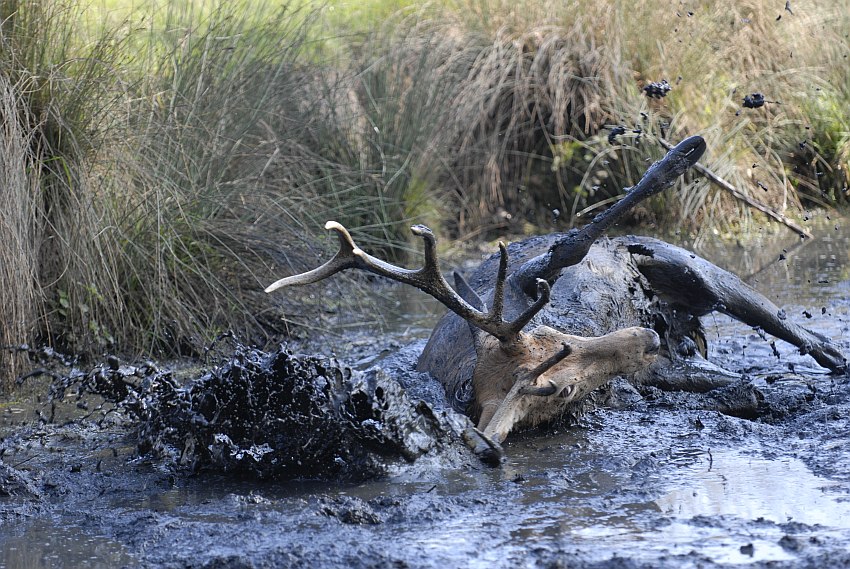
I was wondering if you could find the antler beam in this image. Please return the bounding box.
[512,135,707,296]
[266,221,551,345]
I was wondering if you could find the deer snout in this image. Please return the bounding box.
[636,328,661,365]
[645,330,661,355]
[612,326,661,370]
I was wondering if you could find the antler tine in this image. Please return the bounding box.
[398,225,486,322]
[518,343,572,396]
[488,279,551,344]
[266,221,485,321]
[265,221,360,293]
[411,224,438,268]
[490,242,508,324]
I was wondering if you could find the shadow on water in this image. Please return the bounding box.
[3,215,850,568]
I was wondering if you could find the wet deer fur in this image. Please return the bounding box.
[266,136,848,459]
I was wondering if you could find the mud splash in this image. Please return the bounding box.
[7,342,475,482]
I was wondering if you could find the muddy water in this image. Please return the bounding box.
[2,216,850,568]
[1,521,135,569]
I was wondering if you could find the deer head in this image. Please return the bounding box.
[440,241,660,462]
[469,325,659,448]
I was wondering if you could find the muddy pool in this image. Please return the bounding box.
[2,214,850,568]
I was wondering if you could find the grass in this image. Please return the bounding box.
[0,0,848,389]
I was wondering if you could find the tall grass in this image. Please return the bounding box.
[427,0,850,232]
[1,0,848,389]
[0,1,350,388]
[0,74,38,383]
[321,0,849,234]
[1,1,130,378]
[112,3,326,353]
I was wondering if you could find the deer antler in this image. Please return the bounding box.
[512,135,707,296]
[266,221,550,346]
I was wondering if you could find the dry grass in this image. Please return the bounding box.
[1,0,130,376]
[0,75,39,382]
[328,0,848,235]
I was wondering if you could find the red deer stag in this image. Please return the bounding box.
[266,136,847,463]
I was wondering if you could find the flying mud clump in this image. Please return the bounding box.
[37,344,474,481]
[743,93,766,108]
[643,79,671,99]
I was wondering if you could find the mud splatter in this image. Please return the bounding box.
[643,80,671,98]
[743,92,766,108]
[26,342,475,481]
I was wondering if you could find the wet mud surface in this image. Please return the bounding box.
[2,219,850,568]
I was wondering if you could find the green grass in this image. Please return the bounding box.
[0,0,848,389]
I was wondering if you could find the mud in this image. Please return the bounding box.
[2,218,850,568]
[5,341,475,482]
[4,362,850,569]
[742,93,766,109]
[643,80,672,99]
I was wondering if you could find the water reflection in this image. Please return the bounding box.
[570,520,800,565]
[656,450,850,526]
[680,215,850,307]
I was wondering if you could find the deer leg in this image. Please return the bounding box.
[626,237,848,374]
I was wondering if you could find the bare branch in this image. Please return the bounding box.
[656,137,813,239]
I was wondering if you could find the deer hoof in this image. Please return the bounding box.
[462,427,504,466]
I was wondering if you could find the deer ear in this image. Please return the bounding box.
[453,271,484,309]
[453,272,487,351]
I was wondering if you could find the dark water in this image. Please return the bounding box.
[694,214,850,375]
[2,215,850,568]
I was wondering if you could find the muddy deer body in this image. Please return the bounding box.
[266,136,847,462]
